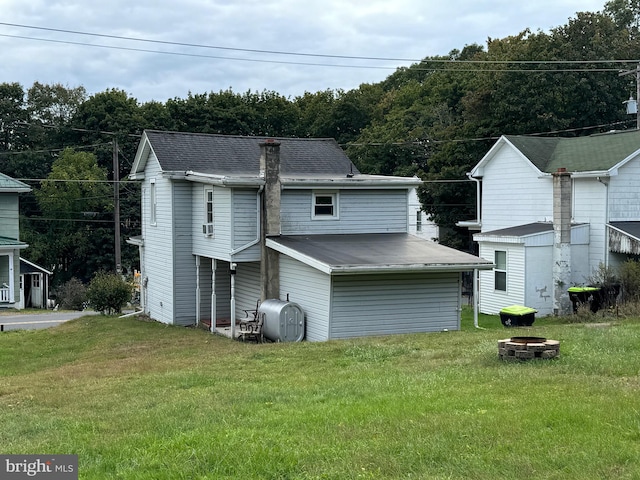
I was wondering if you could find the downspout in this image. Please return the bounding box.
[230,263,237,339]
[597,176,610,267]
[466,173,482,328]
[195,255,200,327]
[467,173,481,225]
[473,268,484,329]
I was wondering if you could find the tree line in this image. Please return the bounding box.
[1,0,639,287]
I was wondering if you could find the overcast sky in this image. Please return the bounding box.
[1,0,609,104]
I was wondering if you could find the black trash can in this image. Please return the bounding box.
[499,305,537,327]
[567,286,602,313]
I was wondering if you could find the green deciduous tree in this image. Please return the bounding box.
[28,148,113,285]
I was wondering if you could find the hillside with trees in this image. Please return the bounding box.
[1,0,639,287]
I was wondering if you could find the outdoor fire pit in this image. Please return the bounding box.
[498,336,560,361]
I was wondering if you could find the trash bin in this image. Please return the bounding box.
[567,286,602,313]
[499,305,537,327]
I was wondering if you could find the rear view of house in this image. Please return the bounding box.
[129,130,493,341]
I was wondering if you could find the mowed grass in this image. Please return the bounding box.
[1,310,639,479]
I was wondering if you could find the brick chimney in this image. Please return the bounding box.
[552,168,572,315]
[260,140,281,301]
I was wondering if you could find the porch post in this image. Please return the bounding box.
[8,254,14,303]
[230,263,237,339]
[210,259,217,333]
[195,255,200,327]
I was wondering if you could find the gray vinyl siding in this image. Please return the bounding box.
[142,155,176,325]
[524,246,554,316]
[330,272,461,339]
[192,185,233,260]
[279,255,331,342]
[172,181,197,325]
[197,258,213,321]
[281,189,409,235]
[0,193,19,239]
[215,264,232,321]
[235,261,261,319]
[609,158,640,221]
[231,189,261,261]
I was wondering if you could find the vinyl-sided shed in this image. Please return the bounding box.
[268,233,494,341]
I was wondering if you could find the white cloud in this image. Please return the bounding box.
[0,0,608,102]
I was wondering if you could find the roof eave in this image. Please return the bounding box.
[329,263,495,275]
[281,176,422,188]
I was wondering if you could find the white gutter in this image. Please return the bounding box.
[184,171,265,187]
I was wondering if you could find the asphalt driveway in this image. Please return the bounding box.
[0,311,97,331]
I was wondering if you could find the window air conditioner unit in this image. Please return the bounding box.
[202,224,214,236]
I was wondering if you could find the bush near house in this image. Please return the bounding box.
[86,272,133,315]
[53,277,88,311]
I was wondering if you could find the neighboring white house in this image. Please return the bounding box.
[458,130,640,316]
[407,187,439,241]
[128,130,493,341]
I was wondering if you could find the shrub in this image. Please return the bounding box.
[87,272,134,315]
[54,278,87,311]
[618,260,640,303]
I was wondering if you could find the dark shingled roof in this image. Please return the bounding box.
[477,222,554,237]
[144,130,359,176]
[269,233,494,273]
[505,130,640,173]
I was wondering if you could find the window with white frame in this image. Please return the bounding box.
[416,211,422,232]
[494,250,507,291]
[312,192,338,219]
[150,179,157,225]
[203,188,214,236]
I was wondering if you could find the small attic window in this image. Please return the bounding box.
[312,192,338,220]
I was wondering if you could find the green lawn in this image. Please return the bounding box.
[1,309,639,479]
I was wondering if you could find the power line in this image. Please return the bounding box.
[0,142,111,156]
[1,27,638,72]
[0,34,397,70]
[2,22,639,66]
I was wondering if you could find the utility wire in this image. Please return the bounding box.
[1,22,639,66]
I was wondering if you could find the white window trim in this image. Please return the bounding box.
[494,250,507,292]
[149,179,157,226]
[203,187,214,237]
[312,191,339,220]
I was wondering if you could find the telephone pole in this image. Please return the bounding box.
[113,137,122,275]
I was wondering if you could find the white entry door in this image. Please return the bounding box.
[31,274,43,308]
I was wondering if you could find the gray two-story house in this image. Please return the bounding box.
[129,130,493,341]
[0,173,30,308]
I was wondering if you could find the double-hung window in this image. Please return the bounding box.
[494,250,507,291]
[203,188,214,236]
[312,192,338,219]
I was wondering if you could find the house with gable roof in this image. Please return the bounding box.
[128,130,493,341]
[458,130,640,317]
[0,173,30,308]
[0,173,51,310]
